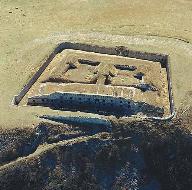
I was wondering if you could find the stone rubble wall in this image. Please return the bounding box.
[28,92,164,117]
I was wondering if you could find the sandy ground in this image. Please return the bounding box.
[0,0,192,128]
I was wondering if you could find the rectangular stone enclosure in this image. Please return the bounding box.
[14,42,174,119]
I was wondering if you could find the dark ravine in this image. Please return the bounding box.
[0,121,111,166]
[0,107,192,190]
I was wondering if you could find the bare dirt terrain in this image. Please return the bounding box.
[0,1,192,190]
[0,0,192,128]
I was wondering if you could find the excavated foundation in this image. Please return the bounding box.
[13,42,174,121]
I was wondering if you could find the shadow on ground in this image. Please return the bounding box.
[0,104,192,190]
